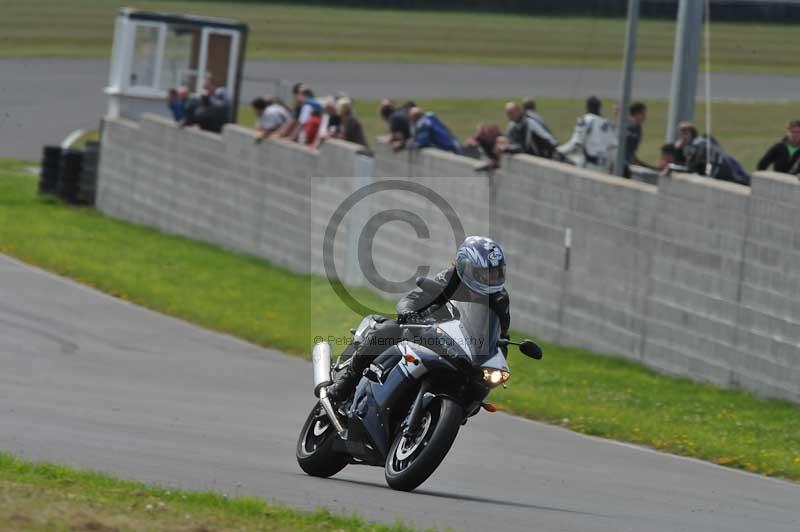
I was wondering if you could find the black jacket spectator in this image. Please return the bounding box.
[757,122,800,174]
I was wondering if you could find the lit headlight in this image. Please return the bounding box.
[482,369,510,388]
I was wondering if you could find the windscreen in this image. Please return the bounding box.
[448,301,501,359]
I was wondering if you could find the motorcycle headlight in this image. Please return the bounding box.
[482,369,510,388]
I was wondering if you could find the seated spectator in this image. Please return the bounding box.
[465,123,503,170]
[757,120,800,175]
[252,96,290,142]
[333,97,369,149]
[408,107,460,154]
[303,106,323,146]
[379,99,412,150]
[504,101,558,158]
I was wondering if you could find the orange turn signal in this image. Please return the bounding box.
[403,354,419,365]
[482,403,497,413]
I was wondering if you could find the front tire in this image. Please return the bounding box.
[296,402,349,478]
[384,397,463,491]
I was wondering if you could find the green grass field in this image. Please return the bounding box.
[1,159,798,482]
[3,0,800,73]
[236,98,797,172]
[0,452,413,531]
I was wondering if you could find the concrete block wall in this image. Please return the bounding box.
[97,116,800,403]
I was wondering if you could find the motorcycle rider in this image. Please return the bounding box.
[326,236,511,403]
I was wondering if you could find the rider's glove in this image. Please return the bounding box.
[398,312,425,324]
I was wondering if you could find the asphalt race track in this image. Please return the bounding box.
[1,252,799,532]
[3,57,800,158]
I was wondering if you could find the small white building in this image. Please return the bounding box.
[105,8,248,122]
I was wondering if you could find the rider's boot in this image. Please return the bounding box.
[325,362,360,403]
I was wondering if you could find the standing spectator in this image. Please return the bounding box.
[756,120,800,175]
[182,82,229,134]
[318,97,341,139]
[622,102,649,175]
[522,98,556,139]
[276,82,305,139]
[657,143,678,174]
[557,96,618,173]
[293,86,322,143]
[379,99,412,150]
[677,124,750,185]
[503,101,558,158]
[333,97,369,149]
[408,107,460,154]
[252,96,290,142]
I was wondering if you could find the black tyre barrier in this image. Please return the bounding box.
[58,149,83,205]
[39,145,62,195]
[79,141,100,206]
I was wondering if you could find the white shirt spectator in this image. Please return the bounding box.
[258,104,290,132]
[558,113,618,172]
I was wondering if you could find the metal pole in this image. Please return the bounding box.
[615,0,640,177]
[666,0,705,142]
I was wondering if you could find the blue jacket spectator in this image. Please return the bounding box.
[409,107,461,154]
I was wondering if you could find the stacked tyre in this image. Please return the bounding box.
[79,141,100,206]
[38,146,62,196]
[58,149,83,205]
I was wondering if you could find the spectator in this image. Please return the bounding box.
[465,123,503,170]
[293,86,322,143]
[379,99,412,150]
[408,107,460,154]
[622,102,650,175]
[252,96,290,142]
[303,106,323,146]
[333,97,369,149]
[521,98,556,139]
[673,121,699,165]
[182,83,229,134]
[276,82,305,139]
[675,123,750,185]
[756,120,800,175]
[558,96,618,173]
[657,143,678,174]
[166,86,189,121]
[503,101,558,158]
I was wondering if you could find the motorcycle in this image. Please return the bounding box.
[296,278,543,491]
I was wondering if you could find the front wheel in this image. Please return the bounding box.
[384,397,463,491]
[296,402,349,478]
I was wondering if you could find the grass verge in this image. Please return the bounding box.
[237,98,798,173]
[0,452,412,531]
[3,1,800,73]
[0,159,798,482]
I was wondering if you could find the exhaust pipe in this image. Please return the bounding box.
[312,342,345,435]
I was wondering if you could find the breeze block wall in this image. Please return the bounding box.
[97,115,800,403]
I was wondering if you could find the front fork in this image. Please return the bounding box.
[403,379,432,437]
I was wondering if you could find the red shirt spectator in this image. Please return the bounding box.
[304,114,322,145]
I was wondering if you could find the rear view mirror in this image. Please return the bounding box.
[519,340,543,360]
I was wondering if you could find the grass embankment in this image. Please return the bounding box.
[3,0,800,73]
[239,98,800,173]
[0,452,412,531]
[1,159,798,481]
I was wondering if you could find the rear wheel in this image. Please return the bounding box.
[296,402,348,477]
[384,397,463,491]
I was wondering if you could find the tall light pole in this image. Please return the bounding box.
[666,0,705,142]
[614,0,640,177]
